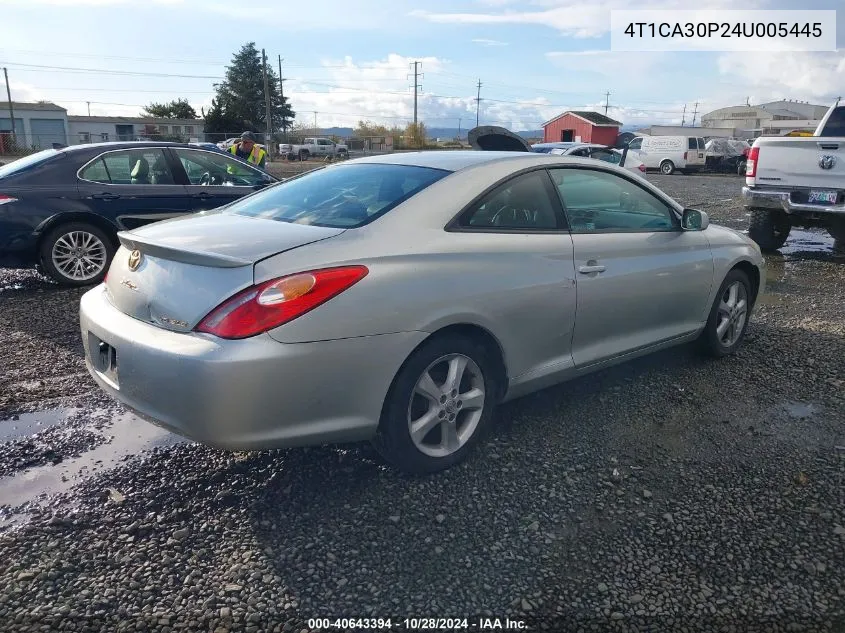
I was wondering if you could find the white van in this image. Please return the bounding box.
[626,135,706,175]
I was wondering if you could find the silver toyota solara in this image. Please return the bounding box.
[80,151,765,473]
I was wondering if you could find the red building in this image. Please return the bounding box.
[542,111,622,145]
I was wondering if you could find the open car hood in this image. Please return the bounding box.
[467,126,532,152]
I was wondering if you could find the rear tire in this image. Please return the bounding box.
[737,160,747,175]
[660,160,675,175]
[39,222,115,287]
[298,149,309,161]
[748,208,790,252]
[373,334,498,475]
[698,269,753,358]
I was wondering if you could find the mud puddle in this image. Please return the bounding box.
[0,409,184,529]
[781,229,838,259]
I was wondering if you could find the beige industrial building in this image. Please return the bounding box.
[701,100,829,137]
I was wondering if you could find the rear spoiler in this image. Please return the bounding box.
[117,232,252,268]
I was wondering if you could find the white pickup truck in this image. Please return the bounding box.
[279,137,349,161]
[742,101,845,253]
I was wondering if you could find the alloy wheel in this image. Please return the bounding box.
[716,281,748,347]
[407,353,486,458]
[51,230,108,282]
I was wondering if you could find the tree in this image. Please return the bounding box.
[405,122,427,148]
[204,43,295,137]
[142,99,198,120]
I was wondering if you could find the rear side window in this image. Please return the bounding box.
[80,149,175,185]
[0,149,60,179]
[688,138,698,150]
[818,106,845,137]
[222,163,448,228]
[698,138,706,149]
[458,171,563,230]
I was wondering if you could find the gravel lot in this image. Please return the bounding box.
[1,173,843,633]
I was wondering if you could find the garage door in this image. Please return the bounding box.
[30,118,68,149]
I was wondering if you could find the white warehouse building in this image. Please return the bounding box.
[0,102,70,150]
[701,100,830,137]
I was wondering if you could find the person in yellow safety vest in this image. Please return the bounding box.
[229,131,267,170]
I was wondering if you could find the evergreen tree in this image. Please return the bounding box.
[142,99,198,119]
[204,43,295,137]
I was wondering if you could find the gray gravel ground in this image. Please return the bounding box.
[0,173,843,632]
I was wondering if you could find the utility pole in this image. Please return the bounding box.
[691,101,699,127]
[278,55,288,134]
[604,91,611,115]
[475,79,482,126]
[3,67,16,140]
[261,48,273,161]
[681,104,687,127]
[87,101,91,116]
[408,61,422,127]
[457,117,462,141]
[313,111,318,136]
[746,96,750,107]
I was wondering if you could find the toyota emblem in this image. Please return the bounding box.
[127,249,142,271]
[818,155,836,170]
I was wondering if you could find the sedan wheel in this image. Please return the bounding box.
[375,334,497,474]
[699,269,752,357]
[408,354,486,458]
[40,222,115,287]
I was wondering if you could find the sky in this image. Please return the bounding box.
[1,0,843,133]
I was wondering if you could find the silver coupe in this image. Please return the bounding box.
[80,151,765,473]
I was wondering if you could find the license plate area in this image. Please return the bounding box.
[808,190,838,205]
[88,332,119,388]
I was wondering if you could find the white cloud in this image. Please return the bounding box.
[0,79,46,104]
[716,50,845,101]
[472,38,509,46]
[414,0,761,38]
[6,0,180,4]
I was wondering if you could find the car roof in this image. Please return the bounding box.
[348,150,547,172]
[60,141,194,153]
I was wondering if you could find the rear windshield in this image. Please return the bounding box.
[0,149,61,179]
[688,138,698,150]
[817,106,845,137]
[222,163,449,228]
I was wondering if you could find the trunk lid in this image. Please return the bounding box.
[468,125,532,152]
[105,212,345,331]
[753,137,845,189]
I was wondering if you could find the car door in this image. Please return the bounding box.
[76,147,190,230]
[171,147,272,212]
[450,169,577,392]
[548,166,713,368]
[626,136,644,164]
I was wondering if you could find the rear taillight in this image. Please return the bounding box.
[195,265,369,339]
[0,195,18,206]
[683,151,688,160]
[746,147,759,177]
[638,164,646,172]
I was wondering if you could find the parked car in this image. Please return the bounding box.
[626,135,707,174]
[190,142,228,155]
[705,138,751,175]
[742,101,845,253]
[530,142,580,154]
[80,150,765,474]
[280,138,349,161]
[217,138,239,150]
[0,142,278,286]
[548,143,647,174]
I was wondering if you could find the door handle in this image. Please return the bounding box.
[191,192,211,198]
[578,264,606,274]
[92,192,120,200]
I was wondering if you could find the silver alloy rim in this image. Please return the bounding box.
[407,353,485,458]
[51,230,108,281]
[716,281,748,347]
[661,162,673,174]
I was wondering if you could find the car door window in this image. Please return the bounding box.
[458,171,564,230]
[173,148,266,187]
[549,168,677,233]
[80,149,175,185]
[590,148,621,165]
[627,137,642,150]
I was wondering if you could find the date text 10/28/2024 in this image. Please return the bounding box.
[307,618,528,630]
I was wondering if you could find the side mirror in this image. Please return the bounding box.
[682,208,709,231]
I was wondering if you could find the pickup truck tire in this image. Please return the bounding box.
[748,208,790,251]
[298,149,310,161]
[660,160,675,175]
[737,160,747,175]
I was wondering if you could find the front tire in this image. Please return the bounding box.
[39,222,115,287]
[298,149,310,161]
[748,208,790,251]
[373,334,498,474]
[660,160,675,175]
[698,269,752,358]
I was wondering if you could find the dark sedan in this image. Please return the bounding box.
[0,142,278,286]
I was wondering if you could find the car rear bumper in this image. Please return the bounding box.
[80,285,427,450]
[742,186,845,215]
